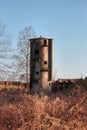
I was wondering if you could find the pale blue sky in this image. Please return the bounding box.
[0,0,87,79]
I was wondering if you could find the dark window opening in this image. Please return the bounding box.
[44,61,47,64]
[44,40,47,45]
[36,71,39,75]
[35,49,39,54]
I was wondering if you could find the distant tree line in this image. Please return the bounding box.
[77,77,87,88]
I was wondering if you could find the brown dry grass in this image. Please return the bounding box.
[0,85,87,130]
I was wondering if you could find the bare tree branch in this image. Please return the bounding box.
[13,26,36,83]
[0,22,12,80]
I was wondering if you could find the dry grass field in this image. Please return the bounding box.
[0,85,87,130]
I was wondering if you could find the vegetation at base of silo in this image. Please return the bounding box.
[0,85,87,130]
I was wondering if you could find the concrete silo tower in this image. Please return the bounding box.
[30,36,53,91]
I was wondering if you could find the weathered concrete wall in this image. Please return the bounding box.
[30,36,53,92]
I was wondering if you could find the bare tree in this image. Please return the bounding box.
[0,22,12,80]
[13,26,35,85]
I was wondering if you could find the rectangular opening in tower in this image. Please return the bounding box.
[35,49,39,54]
[44,61,47,64]
[36,71,39,75]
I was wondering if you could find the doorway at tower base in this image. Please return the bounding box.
[30,81,52,93]
[30,82,41,93]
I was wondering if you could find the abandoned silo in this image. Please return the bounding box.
[30,36,53,92]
